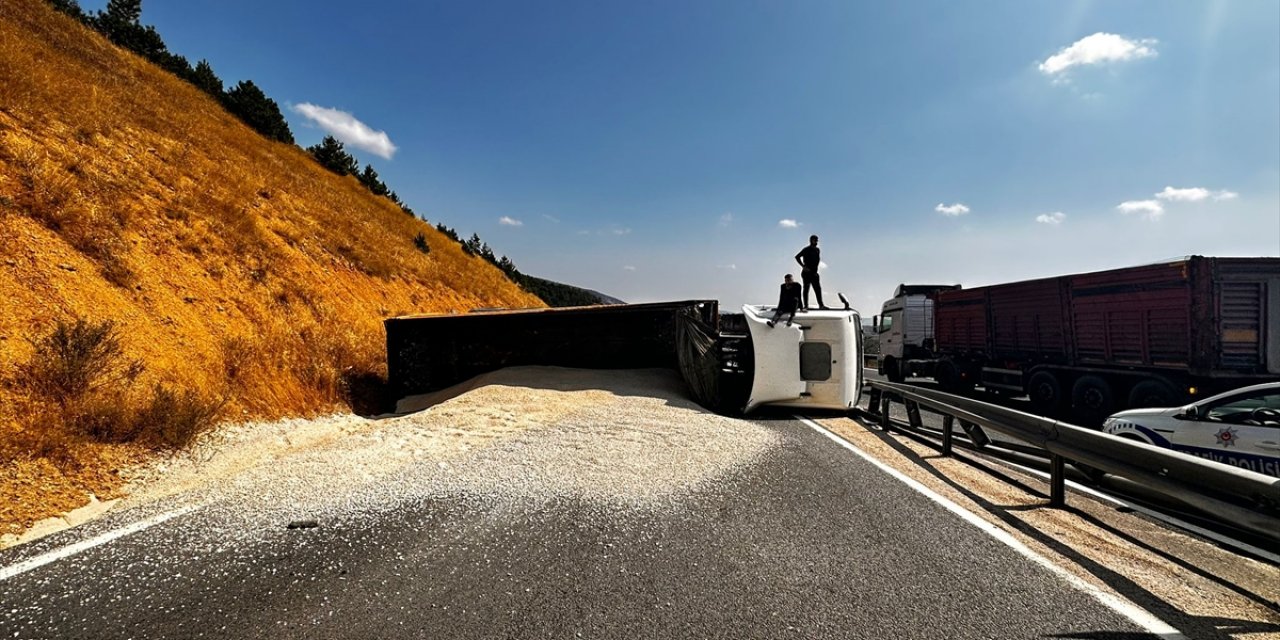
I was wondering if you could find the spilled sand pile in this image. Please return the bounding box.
[5,367,779,547]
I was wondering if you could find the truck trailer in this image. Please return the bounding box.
[875,256,1280,423]
[386,299,863,416]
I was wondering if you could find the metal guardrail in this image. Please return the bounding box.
[864,380,1280,543]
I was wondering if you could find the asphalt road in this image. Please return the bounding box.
[0,417,1156,639]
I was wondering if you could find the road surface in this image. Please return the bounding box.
[0,411,1160,639]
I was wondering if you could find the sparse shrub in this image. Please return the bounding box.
[413,232,430,254]
[24,318,143,406]
[340,367,391,416]
[66,390,137,441]
[133,384,222,448]
[220,335,253,384]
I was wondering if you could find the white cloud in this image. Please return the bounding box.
[498,216,523,226]
[291,103,398,159]
[542,214,561,223]
[935,203,970,217]
[717,263,737,270]
[1155,186,1238,202]
[1117,199,1164,220]
[778,219,800,228]
[718,212,734,227]
[1036,212,1066,225]
[1038,33,1158,76]
[623,265,637,272]
[611,227,631,236]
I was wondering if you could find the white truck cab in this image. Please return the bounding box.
[741,304,863,413]
[875,284,959,382]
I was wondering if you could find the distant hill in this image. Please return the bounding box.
[585,288,626,305]
[0,0,544,530]
[513,275,623,308]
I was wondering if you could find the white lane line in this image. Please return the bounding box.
[796,416,1186,640]
[0,505,197,581]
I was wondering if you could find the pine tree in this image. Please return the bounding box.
[306,136,359,176]
[103,0,141,24]
[191,59,224,98]
[95,0,141,43]
[358,164,389,196]
[224,80,295,144]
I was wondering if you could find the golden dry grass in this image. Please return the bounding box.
[0,0,545,533]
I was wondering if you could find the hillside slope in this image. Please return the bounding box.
[0,0,544,533]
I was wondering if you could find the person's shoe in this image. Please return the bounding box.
[818,305,830,310]
[785,320,793,327]
[766,321,775,328]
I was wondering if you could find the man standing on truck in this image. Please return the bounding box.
[767,274,803,327]
[795,235,827,310]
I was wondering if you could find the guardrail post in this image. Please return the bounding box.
[941,415,954,456]
[959,421,990,448]
[1049,454,1066,507]
[867,388,882,416]
[880,393,893,431]
[905,401,922,428]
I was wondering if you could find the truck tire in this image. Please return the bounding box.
[1071,375,1114,426]
[1127,379,1177,409]
[884,357,905,383]
[1027,371,1063,414]
[936,360,972,393]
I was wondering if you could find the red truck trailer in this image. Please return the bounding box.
[875,256,1280,423]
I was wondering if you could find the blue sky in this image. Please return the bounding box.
[86,0,1279,311]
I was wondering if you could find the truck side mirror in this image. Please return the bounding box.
[872,315,879,332]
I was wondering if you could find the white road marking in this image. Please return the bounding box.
[0,506,197,581]
[797,416,1186,640]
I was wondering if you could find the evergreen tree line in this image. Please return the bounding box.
[457,232,604,307]
[44,0,605,306]
[305,136,415,217]
[49,0,293,144]
[48,1,415,215]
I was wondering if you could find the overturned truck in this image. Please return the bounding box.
[385,300,863,415]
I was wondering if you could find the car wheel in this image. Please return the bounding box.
[1127,379,1177,409]
[1071,375,1114,426]
[1027,370,1063,414]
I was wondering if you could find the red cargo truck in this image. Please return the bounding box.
[875,256,1280,423]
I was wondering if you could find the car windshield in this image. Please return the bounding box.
[1203,391,1280,424]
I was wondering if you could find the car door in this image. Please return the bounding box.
[1186,389,1280,477]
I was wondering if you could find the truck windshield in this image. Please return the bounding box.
[879,314,894,333]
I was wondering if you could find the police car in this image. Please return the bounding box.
[1103,382,1280,478]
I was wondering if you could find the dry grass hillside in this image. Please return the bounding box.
[0,0,545,534]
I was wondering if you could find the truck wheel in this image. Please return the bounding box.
[884,357,905,383]
[1071,375,1114,426]
[1027,371,1063,414]
[936,361,972,393]
[1127,379,1177,409]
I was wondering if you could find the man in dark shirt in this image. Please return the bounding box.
[794,234,827,310]
[768,274,802,327]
